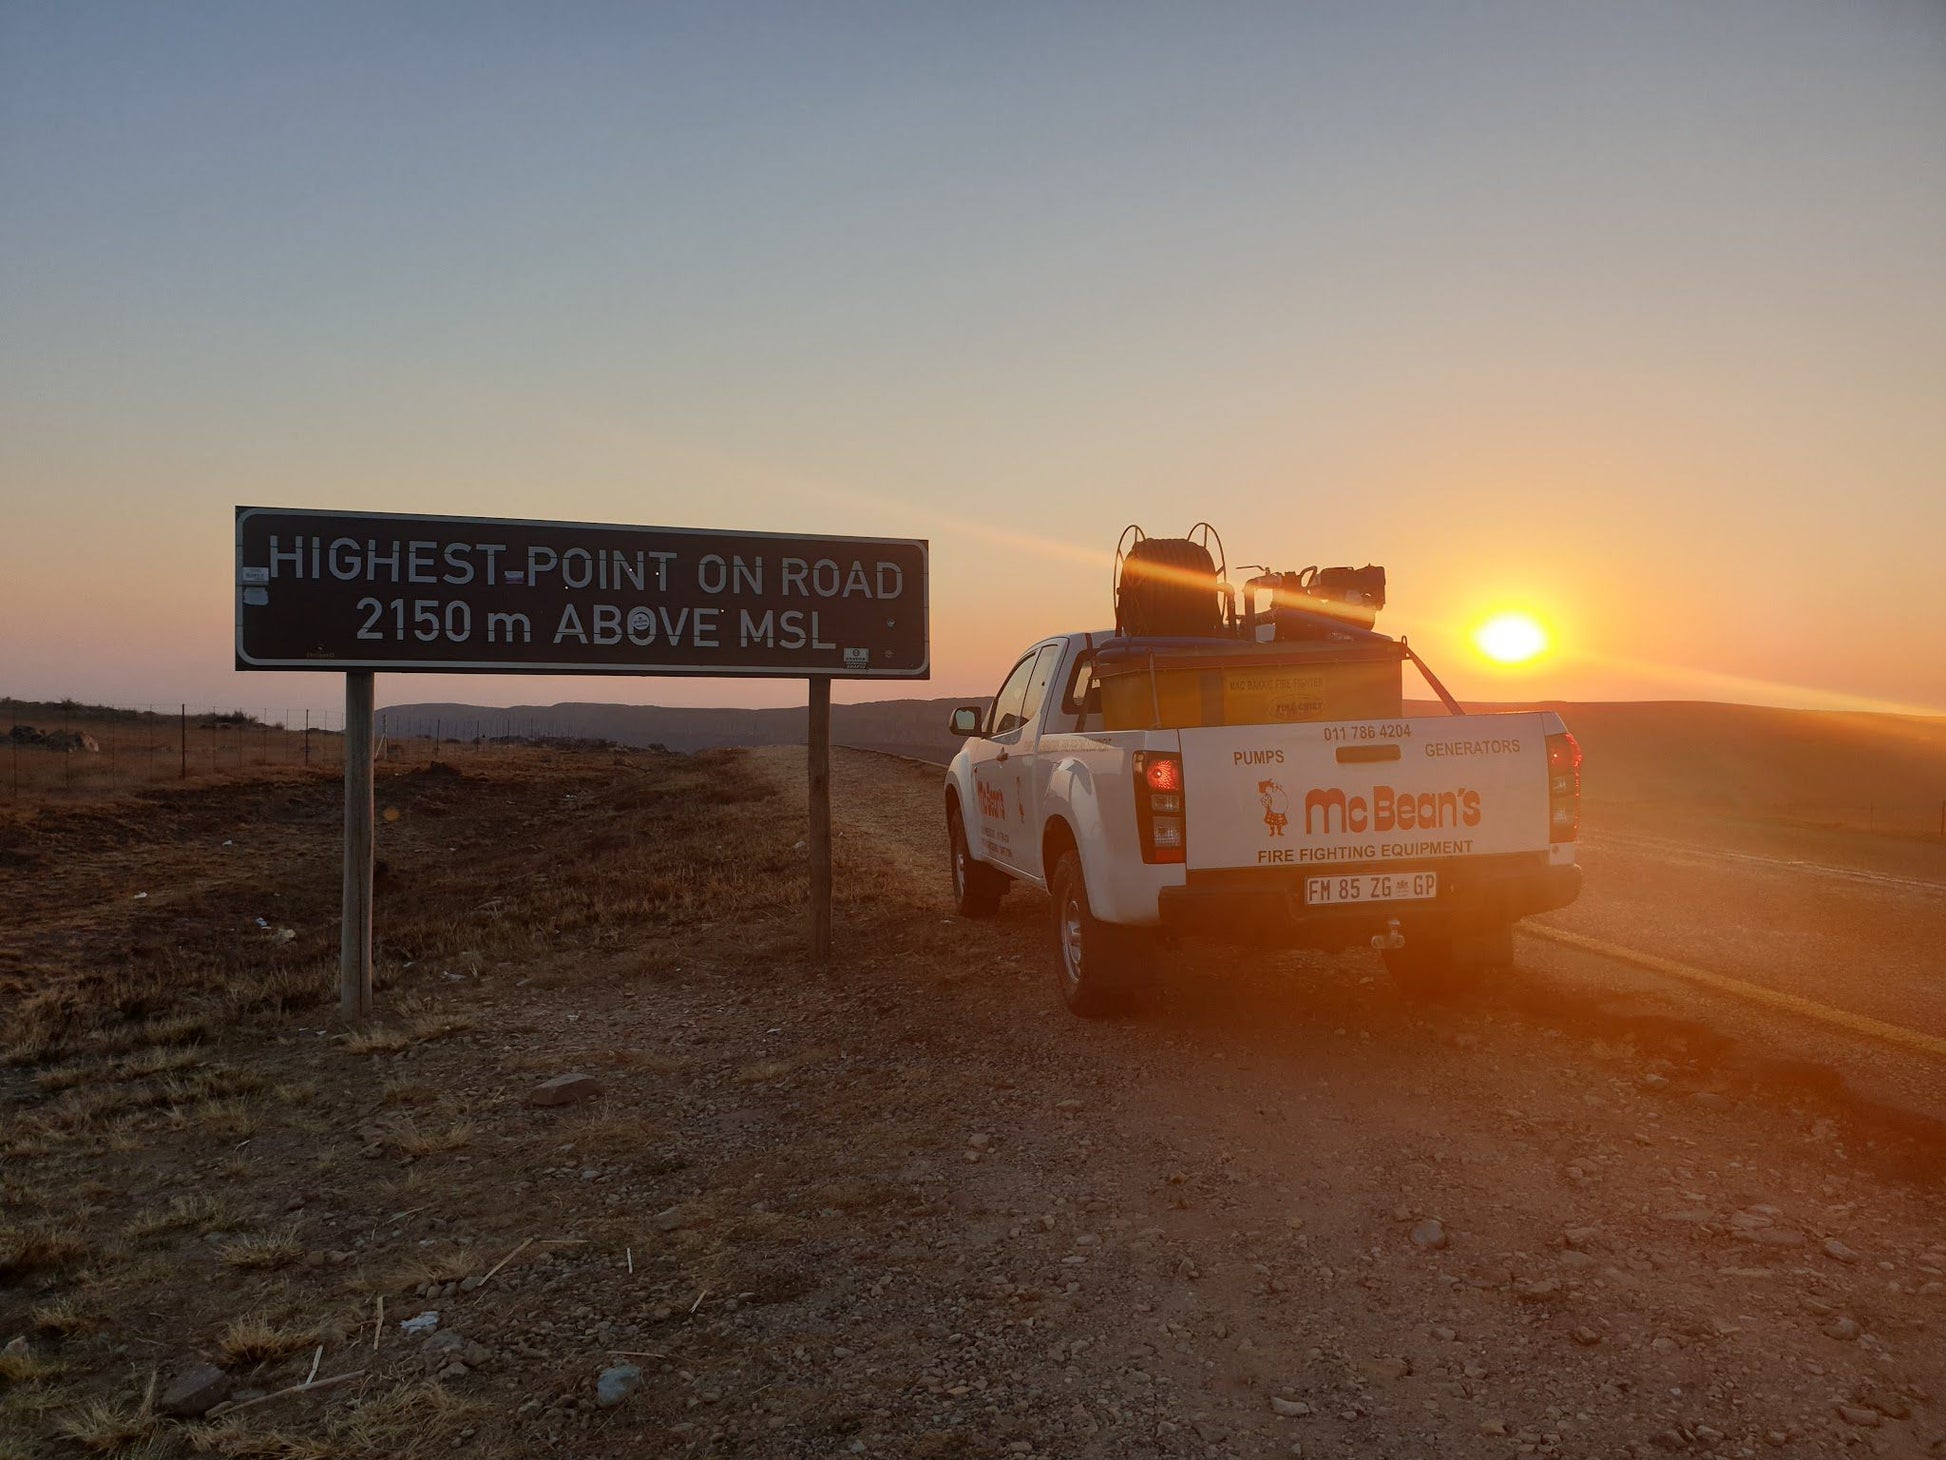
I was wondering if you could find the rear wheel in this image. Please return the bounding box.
[948,802,1007,917]
[1050,851,1154,1017]
[1382,921,1512,999]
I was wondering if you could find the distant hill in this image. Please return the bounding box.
[379,696,1946,833]
[1406,699,1946,833]
[376,696,978,764]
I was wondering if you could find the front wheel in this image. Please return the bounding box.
[948,802,1007,917]
[1049,851,1154,1017]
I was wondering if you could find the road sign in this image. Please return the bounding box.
[235,507,929,678]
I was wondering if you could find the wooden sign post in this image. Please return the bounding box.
[234,508,927,1017]
[340,671,375,1021]
[808,677,832,960]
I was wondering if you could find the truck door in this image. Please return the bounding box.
[966,647,1044,873]
[1008,643,1068,884]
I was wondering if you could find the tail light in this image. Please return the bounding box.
[1545,731,1581,843]
[1133,750,1185,864]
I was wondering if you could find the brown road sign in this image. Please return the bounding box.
[235,506,929,678]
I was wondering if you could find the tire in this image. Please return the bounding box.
[1382,921,1512,1000]
[1049,851,1154,1017]
[948,802,1007,917]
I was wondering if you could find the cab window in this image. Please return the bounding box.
[1061,653,1099,719]
[1014,645,1062,735]
[988,652,1039,737]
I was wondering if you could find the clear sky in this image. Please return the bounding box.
[4,1,1943,718]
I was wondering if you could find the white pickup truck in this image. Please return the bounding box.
[944,630,1582,1014]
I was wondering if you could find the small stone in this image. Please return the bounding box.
[1822,1316,1861,1341]
[1409,1219,1447,1250]
[652,1207,690,1233]
[1270,1396,1312,1417]
[1479,1418,1507,1436]
[527,1074,603,1108]
[1357,1357,1411,1381]
[967,1133,992,1151]
[459,1275,482,1291]
[1822,1238,1861,1264]
[1557,1251,1596,1270]
[1763,1432,1788,1447]
[1054,1099,1083,1111]
[1562,1226,1601,1250]
[1741,1227,1806,1247]
[1,1337,27,1358]
[399,1311,440,1336]
[1571,1326,1602,1346]
[160,1363,233,1418]
[1860,1390,1911,1420]
[596,1364,643,1408]
[1640,1073,1669,1089]
[1513,1278,1564,1303]
[1835,1404,1882,1428]
[1431,1325,1457,1342]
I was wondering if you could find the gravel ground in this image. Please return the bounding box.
[2,743,1942,1458]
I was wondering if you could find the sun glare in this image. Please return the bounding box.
[1475,612,1548,665]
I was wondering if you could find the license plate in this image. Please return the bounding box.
[1306,871,1438,905]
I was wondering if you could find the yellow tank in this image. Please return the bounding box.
[1097,640,1403,730]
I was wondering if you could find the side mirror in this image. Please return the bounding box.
[948,706,984,737]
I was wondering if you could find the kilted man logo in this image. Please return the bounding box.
[1258,778,1289,837]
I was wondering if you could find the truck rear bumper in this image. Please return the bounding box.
[1156,854,1581,950]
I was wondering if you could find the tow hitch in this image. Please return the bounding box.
[1371,917,1405,951]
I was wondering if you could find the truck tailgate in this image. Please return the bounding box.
[1179,714,1552,870]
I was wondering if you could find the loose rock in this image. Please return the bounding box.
[161,1364,234,1418]
[1409,1219,1447,1250]
[596,1363,643,1408]
[527,1073,603,1107]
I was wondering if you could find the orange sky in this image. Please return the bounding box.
[3,4,1943,719]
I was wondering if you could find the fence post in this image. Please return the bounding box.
[180,705,188,780]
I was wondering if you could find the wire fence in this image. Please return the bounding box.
[0,698,621,807]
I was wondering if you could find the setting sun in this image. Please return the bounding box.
[1474,612,1549,665]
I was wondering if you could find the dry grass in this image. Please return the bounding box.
[215,1315,317,1367]
[0,1345,62,1384]
[182,1423,333,1458]
[340,999,476,1057]
[349,1245,478,1296]
[196,1100,262,1141]
[126,1191,234,1241]
[183,1378,478,1457]
[55,1372,161,1455]
[388,1119,475,1158]
[0,1223,93,1283]
[377,1072,437,1107]
[33,1060,101,1093]
[339,1027,409,1056]
[217,1229,305,1271]
[30,1295,98,1337]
